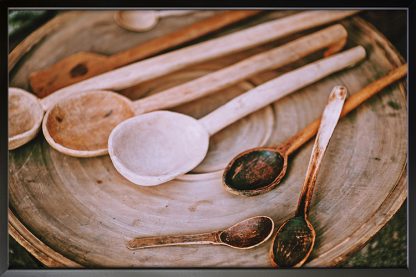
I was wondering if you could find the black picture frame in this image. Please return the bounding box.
[1,0,415,276]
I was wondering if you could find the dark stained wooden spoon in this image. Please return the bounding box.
[269,85,347,268]
[223,64,407,196]
[127,216,274,250]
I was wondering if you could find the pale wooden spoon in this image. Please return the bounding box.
[114,10,195,32]
[42,24,348,157]
[127,216,274,250]
[108,46,366,186]
[10,11,355,151]
[269,85,347,268]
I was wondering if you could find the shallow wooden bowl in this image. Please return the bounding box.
[9,11,406,267]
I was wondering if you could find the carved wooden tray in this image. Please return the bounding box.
[8,10,407,267]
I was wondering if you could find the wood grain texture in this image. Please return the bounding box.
[8,11,407,268]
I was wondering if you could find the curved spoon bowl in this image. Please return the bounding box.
[114,11,159,32]
[269,216,315,268]
[219,215,275,249]
[8,88,43,150]
[108,110,210,186]
[223,147,288,196]
[42,90,135,157]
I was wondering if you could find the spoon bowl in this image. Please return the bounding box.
[8,88,43,150]
[114,11,160,32]
[109,111,209,186]
[223,147,287,196]
[127,215,274,250]
[43,90,134,157]
[269,216,315,267]
[114,10,194,32]
[219,215,275,249]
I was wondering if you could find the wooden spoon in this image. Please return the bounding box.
[114,10,195,32]
[269,85,347,268]
[127,216,274,250]
[108,46,365,186]
[29,10,261,98]
[41,25,348,157]
[223,64,407,196]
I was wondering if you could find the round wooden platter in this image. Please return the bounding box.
[8,11,407,268]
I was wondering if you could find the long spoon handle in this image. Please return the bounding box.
[127,231,221,249]
[199,46,365,135]
[40,10,358,111]
[279,64,408,156]
[295,86,347,217]
[132,24,348,114]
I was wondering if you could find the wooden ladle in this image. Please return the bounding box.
[108,46,365,186]
[223,64,407,196]
[127,216,274,250]
[114,10,195,32]
[269,85,347,268]
[41,25,348,157]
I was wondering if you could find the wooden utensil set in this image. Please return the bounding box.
[8,11,407,268]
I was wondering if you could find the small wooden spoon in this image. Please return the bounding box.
[223,64,407,196]
[269,85,347,268]
[108,46,365,186]
[41,25,348,157]
[114,10,195,32]
[127,216,274,250]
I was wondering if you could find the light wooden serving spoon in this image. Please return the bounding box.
[127,216,274,250]
[108,46,366,186]
[41,25,348,157]
[222,64,407,196]
[114,10,195,32]
[269,85,347,268]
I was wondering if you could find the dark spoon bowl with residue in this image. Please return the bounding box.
[223,147,288,196]
[269,216,315,267]
[219,215,275,249]
[127,215,274,250]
